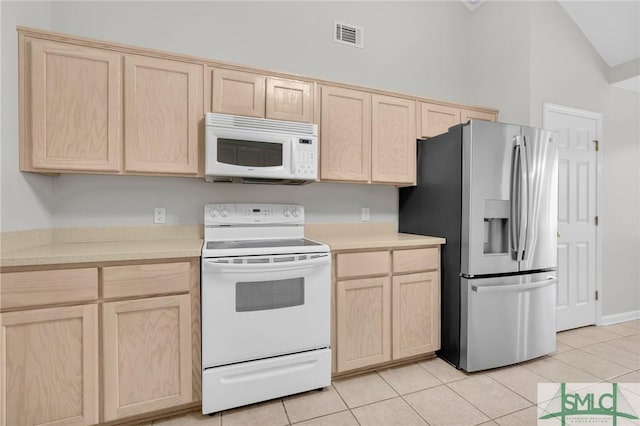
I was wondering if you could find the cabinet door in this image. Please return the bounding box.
[265,77,313,123]
[1,305,98,426]
[418,102,461,138]
[392,271,440,359]
[336,277,391,372]
[320,86,371,182]
[371,95,416,184]
[29,39,122,172]
[461,109,497,123]
[102,294,192,421]
[211,68,265,117]
[124,56,201,174]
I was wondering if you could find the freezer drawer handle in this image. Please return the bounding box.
[471,277,556,293]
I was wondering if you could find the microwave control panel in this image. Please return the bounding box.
[295,138,317,179]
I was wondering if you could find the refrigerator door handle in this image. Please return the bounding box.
[471,277,557,293]
[521,135,532,261]
[510,136,527,261]
[509,138,521,259]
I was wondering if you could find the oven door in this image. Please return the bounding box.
[201,253,331,368]
[205,126,294,179]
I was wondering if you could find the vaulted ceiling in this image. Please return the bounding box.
[463,0,640,93]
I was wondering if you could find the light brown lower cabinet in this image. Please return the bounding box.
[0,305,99,426]
[1,258,198,425]
[392,271,440,359]
[333,247,441,374]
[102,294,193,421]
[336,277,391,372]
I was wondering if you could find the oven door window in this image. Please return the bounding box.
[236,278,304,312]
[218,139,283,167]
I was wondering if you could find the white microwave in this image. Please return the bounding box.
[204,113,318,184]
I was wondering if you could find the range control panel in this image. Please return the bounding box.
[204,203,304,225]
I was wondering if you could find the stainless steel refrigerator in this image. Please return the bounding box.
[399,119,558,372]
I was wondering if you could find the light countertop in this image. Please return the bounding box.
[305,223,445,251]
[0,239,203,268]
[0,222,445,268]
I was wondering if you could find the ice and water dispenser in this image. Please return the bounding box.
[483,200,509,254]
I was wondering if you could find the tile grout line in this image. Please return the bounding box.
[374,368,434,426]
[445,373,534,422]
[279,397,292,426]
[550,347,635,380]
[328,382,363,426]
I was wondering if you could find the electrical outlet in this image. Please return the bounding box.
[361,207,370,222]
[154,208,165,224]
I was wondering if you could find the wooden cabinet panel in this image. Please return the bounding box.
[1,305,98,426]
[336,251,390,279]
[336,277,391,372]
[418,102,461,138]
[124,56,201,174]
[102,294,192,421]
[392,248,439,274]
[102,261,190,299]
[392,272,440,359]
[320,86,371,182]
[371,95,416,184]
[0,268,98,311]
[211,68,265,118]
[266,77,313,123]
[461,108,497,123]
[29,39,122,172]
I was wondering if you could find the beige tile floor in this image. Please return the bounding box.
[149,321,640,426]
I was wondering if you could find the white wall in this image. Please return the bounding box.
[466,1,531,125]
[527,1,640,317]
[0,1,472,231]
[1,1,54,234]
[1,1,638,317]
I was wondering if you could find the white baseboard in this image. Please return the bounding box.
[599,310,640,326]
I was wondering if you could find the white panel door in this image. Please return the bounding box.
[544,104,600,331]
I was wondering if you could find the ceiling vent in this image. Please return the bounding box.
[334,21,363,48]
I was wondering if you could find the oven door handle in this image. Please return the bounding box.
[202,254,330,273]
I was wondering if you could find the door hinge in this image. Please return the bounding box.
[595,290,599,301]
[594,140,599,151]
[595,216,599,226]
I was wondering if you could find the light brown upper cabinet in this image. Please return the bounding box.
[210,68,265,117]
[320,86,416,185]
[26,39,122,172]
[418,102,461,139]
[372,95,416,184]
[418,102,498,139]
[461,108,497,123]
[207,67,313,123]
[320,86,372,182]
[266,77,313,122]
[124,55,202,174]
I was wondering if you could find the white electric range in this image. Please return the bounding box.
[201,203,331,415]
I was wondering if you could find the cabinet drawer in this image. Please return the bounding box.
[102,262,190,299]
[336,251,390,279]
[0,268,98,310]
[393,247,439,274]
